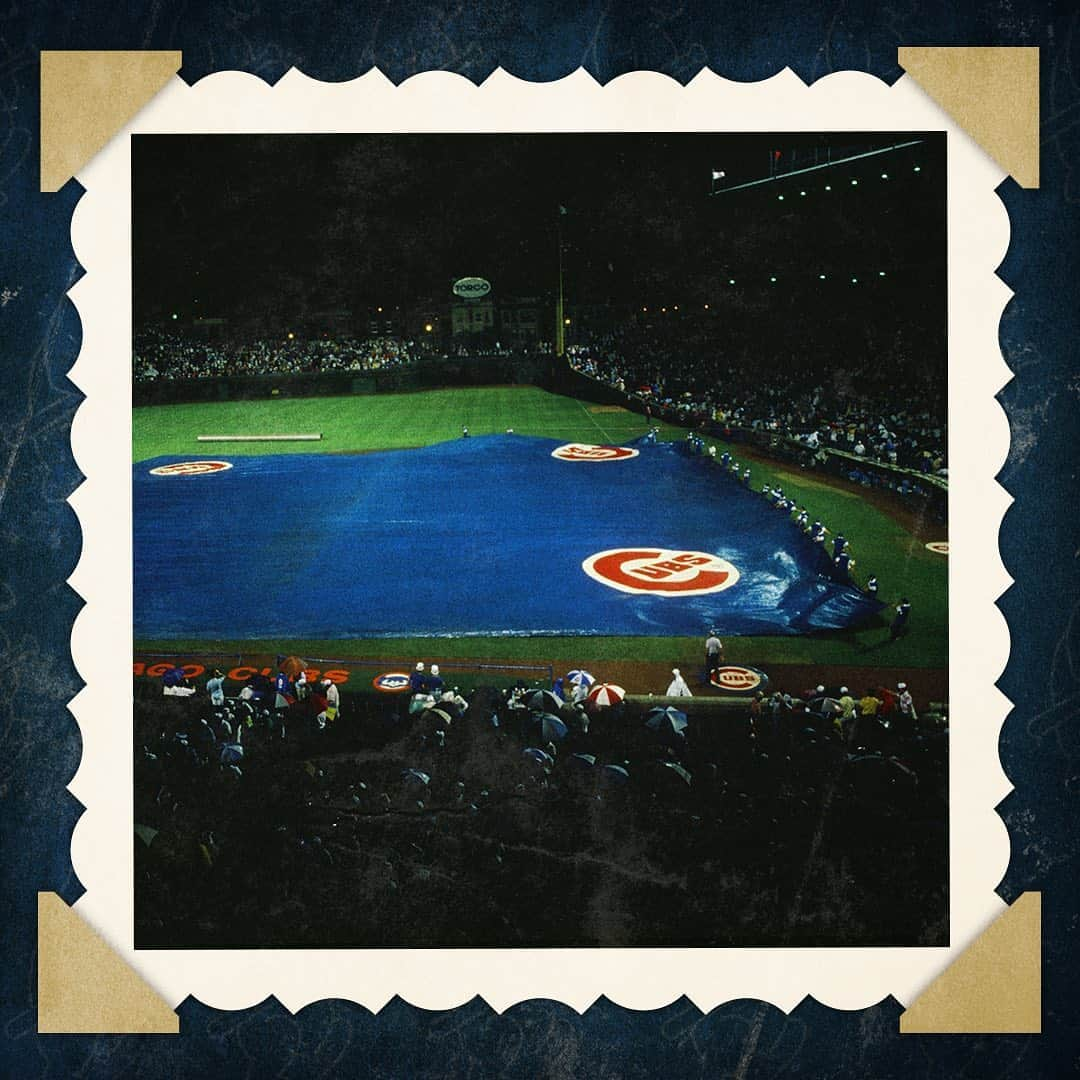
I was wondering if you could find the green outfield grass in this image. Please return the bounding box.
[133,385,948,670]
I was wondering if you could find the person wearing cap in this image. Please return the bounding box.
[409,662,426,695]
[897,682,918,725]
[704,631,723,678]
[206,668,226,707]
[666,668,693,697]
[866,575,879,598]
[426,664,445,696]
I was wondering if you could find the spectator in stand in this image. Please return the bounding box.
[897,682,918,727]
[206,668,226,707]
[666,668,693,697]
[322,678,341,723]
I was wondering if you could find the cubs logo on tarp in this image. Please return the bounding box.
[373,672,412,693]
[925,541,949,555]
[582,548,740,596]
[710,665,769,694]
[149,460,233,477]
[552,443,639,462]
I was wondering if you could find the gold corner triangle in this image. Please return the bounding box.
[37,892,179,1034]
[898,46,1039,188]
[900,892,1041,1034]
[40,50,182,192]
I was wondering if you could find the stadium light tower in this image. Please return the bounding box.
[555,205,568,357]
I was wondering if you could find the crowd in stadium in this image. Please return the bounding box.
[134,662,946,947]
[133,330,417,381]
[568,319,947,476]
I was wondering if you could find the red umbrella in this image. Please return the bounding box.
[587,683,626,708]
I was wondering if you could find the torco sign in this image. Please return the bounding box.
[149,460,233,476]
[552,443,639,462]
[582,548,740,596]
[452,276,491,299]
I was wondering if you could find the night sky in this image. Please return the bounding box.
[132,132,946,329]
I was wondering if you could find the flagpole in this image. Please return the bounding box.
[555,207,565,357]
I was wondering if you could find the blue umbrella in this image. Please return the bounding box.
[401,768,431,787]
[522,747,554,769]
[566,669,595,688]
[655,761,692,786]
[645,706,689,734]
[524,689,563,714]
[598,763,630,785]
[569,753,597,769]
[532,712,569,743]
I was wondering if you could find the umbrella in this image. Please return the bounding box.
[279,655,307,679]
[645,706,689,734]
[653,761,693,786]
[569,753,597,769]
[598,763,630,785]
[219,743,244,766]
[409,693,435,715]
[531,712,569,743]
[422,707,453,729]
[522,747,554,769]
[134,824,158,849]
[566,669,595,689]
[523,689,563,714]
[588,683,625,708]
[401,768,431,787]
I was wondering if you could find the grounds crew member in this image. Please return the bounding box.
[704,631,723,678]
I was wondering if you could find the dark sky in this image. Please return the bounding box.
[132,132,945,324]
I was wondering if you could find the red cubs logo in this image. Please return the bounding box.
[373,672,411,693]
[711,666,762,692]
[149,460,233,476]
[582,548,740,596]
[925,541,949,555]
[552,443,639,462]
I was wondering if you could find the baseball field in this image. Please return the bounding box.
[132,385,947,683]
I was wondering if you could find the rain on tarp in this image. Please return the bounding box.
[133,434,881,639]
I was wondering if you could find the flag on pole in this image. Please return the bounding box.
[711,170,725,180]
[558,204,568,215]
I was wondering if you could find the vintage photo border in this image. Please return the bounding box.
[64,66,1012,1014]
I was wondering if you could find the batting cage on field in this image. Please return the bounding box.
[133,434,880,640]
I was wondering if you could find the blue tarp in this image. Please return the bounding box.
[133,434,881,639]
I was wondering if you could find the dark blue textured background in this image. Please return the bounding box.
[2,2,1076,1075]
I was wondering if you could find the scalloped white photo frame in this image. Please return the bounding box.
[66,66,1012,1015]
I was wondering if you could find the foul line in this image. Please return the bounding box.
[577,400,615,443]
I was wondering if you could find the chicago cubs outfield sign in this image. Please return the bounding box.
[149,460,233,476]
[552,443,639,462]
[582,548,740,596]
[710,665,770,694]
[372,672,412,693]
